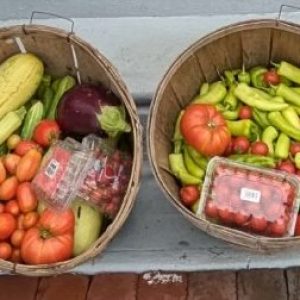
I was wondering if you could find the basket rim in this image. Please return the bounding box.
[0,24,143,276]
[147,18,300,251]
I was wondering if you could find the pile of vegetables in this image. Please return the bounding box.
[170,61,300,236]
[0,53,132,264]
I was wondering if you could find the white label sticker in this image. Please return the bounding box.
[45,159,60,178]
[240,187,261,203]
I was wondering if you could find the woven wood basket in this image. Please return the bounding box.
[148,19,300,252]
[0,23,142,275]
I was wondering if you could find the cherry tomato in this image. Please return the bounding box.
[0,213,16,240]
[17,214,25,230]
[239,106,252,119]
[0,203,4,213]
[179,185,200,207]
[277,160,296,174]
[10,229,25,248]
[290,143,300,156]
[223,139,233,157]
[234,210,249,226]
[5,200,20,216]
[10,248,22,263]
[294,215,300,236]
[0,242,12,260]
[250,141,269,156]
[232,137,250,154]
[263,69,281,85]
[250,216,268,232]
[23,212,39,229]
[205,201,218,219]
[270,218,287,236]
[218,207,234,224]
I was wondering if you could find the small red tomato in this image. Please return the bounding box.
[290,143,300,156]
[239,106,252,119]
[250,141,269,156]
[33,120,61,148]
[232,136,250,154]
[270,218,287,236]
[218,207,234,224]
[234,210,249,226]
[0,242,12,260]
[179,185,200,207]
[10,229,25,248]
[223,138,233,157]
[205,201,218,219]
[277,160,296,174]
[22,212,39,229]
[5,200,20,216]
[250,216,268,232]
[0,203,4,213]
[10,248,22,263]
[294,215,300,236]
[14,140,41,156]
[263,69,281,85]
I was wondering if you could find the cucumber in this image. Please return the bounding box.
[21,101,44,139]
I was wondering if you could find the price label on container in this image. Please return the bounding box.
[240,187,261,203]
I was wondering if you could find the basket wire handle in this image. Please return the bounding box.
[29,11,74,33]
[277,4,300,21]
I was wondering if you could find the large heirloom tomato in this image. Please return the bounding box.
[180,104,231,156]
[21,209,74,264]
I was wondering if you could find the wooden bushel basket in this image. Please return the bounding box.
[148,18,300,252]
[0,15,143,275]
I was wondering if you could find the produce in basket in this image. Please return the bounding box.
[169,61,300,237]
[0,52,133,264]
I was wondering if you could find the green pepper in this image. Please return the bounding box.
[226,119,260,141]
[47,75,76,119]
[252,108,270,128]
[252,88,272,100]
[224,85,238,110]
[274,133,290,159]
[275,83,300,106]
[268,111,300,141]
[199,82,209,96]
[282,107,300,130]
[193,81,227,104]
[295,153,300,169]
[292,105,300,115]
[186,145,208,169]
[237,66,251,84]
[277,61,300,85]
[234,83,288,111]
[292,87,300,95]
[169,153,201,185]
[261,126,278,156]
[280,76,293,87]
[229,154,276,168]
[183,146,204,179]
[173,111,184,153]
[250,66,268,88]
[224,70,236,86]
[222,109,239,120]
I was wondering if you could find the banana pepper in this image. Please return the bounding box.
[226,119,260,141]
[193,81,227,104]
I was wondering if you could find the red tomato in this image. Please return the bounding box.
[263,201,282,221]
[0,203,4,213]
[234,210,249,226]
[290,143,300,156]
[250,141,269,156]
[180,104,231,156]
[33,120,61,148]
[250,216,268,232]
[5,200,20,216]
[294,215,300,236]
[10,248,22,263]
[10,229,25,248]
[21,209,74,264]
[0,242,12,260]
[205,201,218,219]
[238,106,252,119]
[3,154,21,175]
[263,69,281,85]
[14,140,42,156]
[223,138,233,157]
[270,218,287,236]
[17,182,37,213]
[17,214,25,230]
[218,207,234,224]
[232,136,250,154]
[0,213,16,240]
[277,160,296,174]
[0,176,18,201]
[23,212,39,229]
[179,185,200,207]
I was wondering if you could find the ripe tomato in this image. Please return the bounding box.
[250,141,269,156]
[0,242,12,260]
[250,216,268,232]
[0,213,16,240]
[17,182,37,213]
[14,140,41,156]
[179,185,200,207]
[277,160,296,174]
[270,218,287,236]
[0,203,4,213]
[263,69,280,85]
[33,120,61,148]
[10,248,22,263]
[223,138,233,157]
[234,210,249,226]
[218,207,234,224]
[5,200,20,216]
[232,137,250,154]
[238,106,252,119]
[0,176,18,201]
[205,201,218,219]
[290,143,300,156]
[3,154,21,175]
[295,215,300,236]
[0,161,6,185]
[23,212,39,229]
[11,229,25,248]
[17,214,25,230]
[21,209,74,264]
[180,104,231,156]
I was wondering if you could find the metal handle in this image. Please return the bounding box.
[29,11,74,33]
[277,4,300,20]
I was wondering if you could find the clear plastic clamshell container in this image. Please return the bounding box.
[196,157,300,237]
